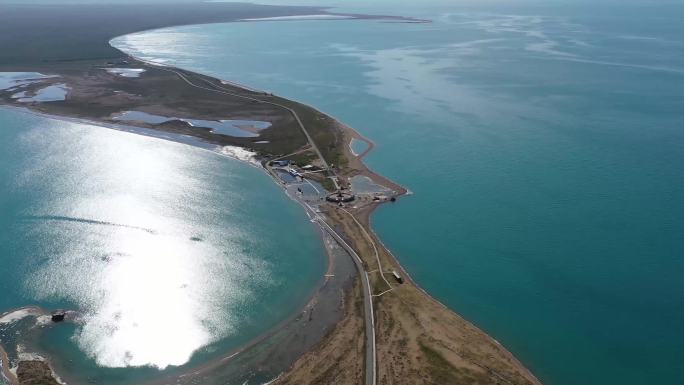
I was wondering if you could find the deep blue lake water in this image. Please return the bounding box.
[113,2,684,384]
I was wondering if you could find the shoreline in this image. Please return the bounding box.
[0,71,400,384]
[142,230,357,385]
[95,51,536,382]
[0,306,77,385]
[0,6,540,384]
[129,23,537,385]
[0,104,356,385]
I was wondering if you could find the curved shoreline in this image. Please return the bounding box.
[0,6,539,384]
[0,306,78,385]
[0,104,355,385]
[106,46,537,382]
[0,344,16,385]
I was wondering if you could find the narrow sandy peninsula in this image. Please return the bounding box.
[0,3,539,385]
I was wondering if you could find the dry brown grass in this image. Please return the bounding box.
[276,206,540,385]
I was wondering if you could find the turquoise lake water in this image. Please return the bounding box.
[0,109,325,383]
[113,2,684,384]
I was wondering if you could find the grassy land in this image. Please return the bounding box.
[0,3,324,69]
[0,5,541,384]
[285,151,319,167]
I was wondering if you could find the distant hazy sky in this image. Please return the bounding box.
[0,0,582,4]
[0,0,500,8]
[0,0,668,4]
[0,0,669,8]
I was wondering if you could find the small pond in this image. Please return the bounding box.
[113,111,271,138]
[15,83,69,102]
[350,138,369,156]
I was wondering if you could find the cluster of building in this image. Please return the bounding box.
[325,190,355,203]
[270,159,303,178]
[270,158,364,206]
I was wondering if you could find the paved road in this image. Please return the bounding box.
[144,61,376,385]
[307,206,376,385]
[189,72,341,190]
[160,66,331,172]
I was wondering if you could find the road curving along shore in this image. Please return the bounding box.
[0,3,540,385]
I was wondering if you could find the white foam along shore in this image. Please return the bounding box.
[1,105,264,178]
[0,307,53,385]
[239,14,353,22]
[0,307,45,325]
[104,68,146,78]
[0,306,74,330]
[217,145,260,167]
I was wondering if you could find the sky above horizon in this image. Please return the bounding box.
[0,0,672,4]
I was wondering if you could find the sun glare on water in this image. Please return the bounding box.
[21,119,266,369]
